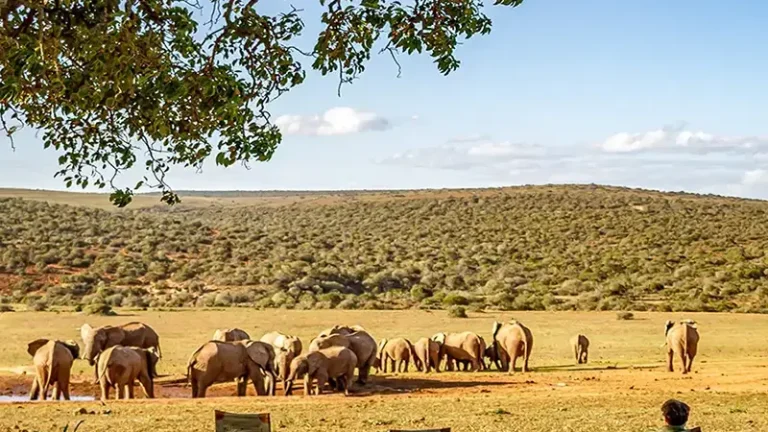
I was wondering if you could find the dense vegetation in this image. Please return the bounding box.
[2,185,768,313]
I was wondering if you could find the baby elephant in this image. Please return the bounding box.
[285,347,357,396]
[570,334,590,364]
[96,345,159,400]
[27,339,80,400]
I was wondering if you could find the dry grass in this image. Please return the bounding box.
[1,310,768,431]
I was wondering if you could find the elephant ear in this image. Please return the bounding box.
[664,320,674,335]
[62,340,80,360]
[146,349,160,378]
[27,339,50,357]
[431,333,446,345]
[80,324,93,342]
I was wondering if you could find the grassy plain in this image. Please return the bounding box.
[1,310,768,431]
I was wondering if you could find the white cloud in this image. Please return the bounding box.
[599,126,768,154]
[741,169,768,186]
[380,126,768,199]
[274,107,390,136]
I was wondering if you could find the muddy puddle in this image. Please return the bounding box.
[0,395,95,402]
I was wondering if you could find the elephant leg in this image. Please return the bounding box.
[29,378,40,401]
[356,364,370,385]
[138,372,154,398]
[303,375,312,396]
[523,354,530,373]
[237,378,248,396]
[315,373,328,395]
[390,359,396,374]
[667,350,674,372]
[509,353,518,374]
[687,354,695,373]
[52,383,61,400]
[127,383,135,399]
[679,351,688,375]
[405,359,410,372]
[100,379,109,401]
[198,383,208,398]
[191,376,198,398]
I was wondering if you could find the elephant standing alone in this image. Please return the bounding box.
[27,339,80,400]
[571,334,589,364]
[665,320,699,374]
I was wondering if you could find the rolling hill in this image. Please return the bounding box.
[1,185,767,312]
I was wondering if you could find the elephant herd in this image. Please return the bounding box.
[24,318,701,401]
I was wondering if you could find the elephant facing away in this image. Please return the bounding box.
[430,332,484,372]
[413,338,440,373]
[186,341,273,398]
[309,331,376,385]
[213,328,250,342]
[376,338,416,373]
[27,339,80,400]
[260,331,303,385]
[492,320,533,373]
[96,346,159,400]
[285,347,357,396]
[571,334,589,364]
[80,322,161,366]
[665,320,699,374]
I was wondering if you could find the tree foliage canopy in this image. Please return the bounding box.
[0,0,523,206]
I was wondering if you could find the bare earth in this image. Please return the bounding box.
[0,310,767,432]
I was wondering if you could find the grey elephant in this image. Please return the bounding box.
[285,347,357,396]
[27,339,80,400]
[492,320,533,373]
[96,345,159,400]
[375,338,416,373]
[213,328,250,342]
[665,320,699,374]
[309,330,376,385]
[260,331,303,386]
[187,340,275,397]
[80,322,161,366]
[430,332,484,372]
[571,334,589,364]
[413,337,440,373]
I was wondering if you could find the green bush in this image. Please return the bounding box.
[448,305,468,318]
[443,293,469,306]
[616,311,634,320]
[0,305,14,312]
[83,302,116,316]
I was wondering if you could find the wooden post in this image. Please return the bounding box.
[214,410,271,432]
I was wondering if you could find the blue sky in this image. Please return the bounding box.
[2,0,768,198]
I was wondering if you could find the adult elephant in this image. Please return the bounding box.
[96,346,159,400]
[492,320,533,373]
[309,330,376,385]
[665,320,699,374]
[260,331,302,386]
[27,339,80,400]
[376,338,416,373]
[80,322,161,366]
[430,332,483,372]
[187,340,275,398]
[413,337,440,373]
[213,328,250,342]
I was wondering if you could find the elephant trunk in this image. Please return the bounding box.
[284,379,294,396]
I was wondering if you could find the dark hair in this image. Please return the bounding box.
[661,399,690,426]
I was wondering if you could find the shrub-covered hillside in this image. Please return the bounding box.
[2,185,768,312]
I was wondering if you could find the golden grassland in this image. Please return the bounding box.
[1,310,768,431]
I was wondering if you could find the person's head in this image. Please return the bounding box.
[661,399,690,426]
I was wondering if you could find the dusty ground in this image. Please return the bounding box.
[1,310,767,431]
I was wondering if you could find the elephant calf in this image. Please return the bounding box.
[27,339,80,401]
[376,338,416,373]
[570,334,590,364]
[96,345,159,400]
[285,347,357,396]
